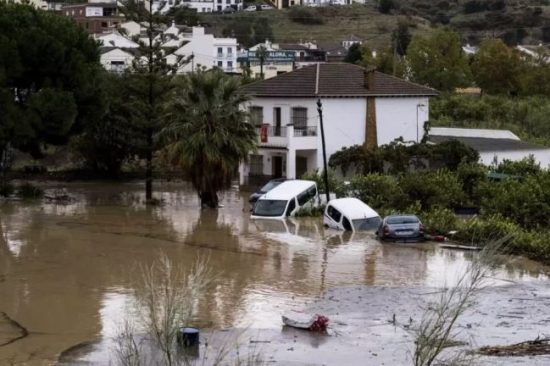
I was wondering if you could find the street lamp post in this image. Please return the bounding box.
[317,98,330,204]
[416,103,426,143]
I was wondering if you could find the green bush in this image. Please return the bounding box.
[288,7,323,25]
[456,161,488,206]
[294,204,325,217]
[347,173,405,210]
[493,156,541,177]
[301,169,345,197]
[399,170,465,210]
[0,181,14,197]
[477,173,550,229]
[419,207,459,235]
[452,215,520,246]
[16,183,44,199]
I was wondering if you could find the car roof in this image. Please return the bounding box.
[259,180,316,201]
[385,214,419,221]
[328,198,379,220]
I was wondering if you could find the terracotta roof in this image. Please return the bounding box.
[429,136,548,152]
[242,63,438,98]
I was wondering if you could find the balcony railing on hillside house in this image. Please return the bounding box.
[257,126,287,138]
[294,126,317,137]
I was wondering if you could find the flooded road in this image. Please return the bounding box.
[0,182,549,365]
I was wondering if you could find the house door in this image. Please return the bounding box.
[272,156,283,178]
[296,156,307,179]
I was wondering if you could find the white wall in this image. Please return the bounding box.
[244,97,366,172]
[175,28,237,73]
[479,150,550,169]
[375,97,429,145]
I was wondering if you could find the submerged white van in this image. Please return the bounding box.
[323,198,381,231]
[251,180,318,219]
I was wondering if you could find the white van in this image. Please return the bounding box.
[324,198,381,231]
[251,180,318,219]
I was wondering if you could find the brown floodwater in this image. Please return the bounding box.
[0,182,549,365]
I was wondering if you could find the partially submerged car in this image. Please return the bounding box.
[377,214,425,242]
[323,198,381,232]
[251,180,318,219]
[249,178,286,204]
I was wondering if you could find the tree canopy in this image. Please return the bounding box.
[472,38,524,95]
[161,71,257,208]
[0,3,103,158]
[407,28,472,92]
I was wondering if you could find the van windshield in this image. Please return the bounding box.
[253,200,288,217]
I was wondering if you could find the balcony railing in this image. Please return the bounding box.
[294,126,318,137]
[257,126,287,138]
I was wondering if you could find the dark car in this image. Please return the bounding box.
[248,178,287,203]
[377,215,425,242]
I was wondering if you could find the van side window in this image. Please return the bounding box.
[327,206,342,222]
[298,186,317,206]
[286,198,296,216]
[342,217,352,231]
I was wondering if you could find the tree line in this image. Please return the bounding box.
[0,3,257,208]
[346,24,550,95]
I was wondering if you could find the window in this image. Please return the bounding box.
[249,154,263,175]
[297,186,317,206]
[343,217,352,231]
[227,47,233,54]
[217,61,223,67]
[253,200,287,217]
[227,61,233,70]
[217,47,223,55]
[286,198,296,217]
[249,106,263,127]
[327,206,342,223]
[101,22,108,28]
[291,107,307,130]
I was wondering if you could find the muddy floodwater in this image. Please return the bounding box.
[1,182,550,365]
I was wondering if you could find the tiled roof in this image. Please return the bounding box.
[242,63,438,98]
[429,136,548,152]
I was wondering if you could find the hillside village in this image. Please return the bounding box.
[2,1,550,365]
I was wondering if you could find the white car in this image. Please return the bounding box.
[324,198,381,232]
[244,5,257,11]
[260,4,274,10]
[251,180,318,219]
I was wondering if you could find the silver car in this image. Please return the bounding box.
[377,215,425,242]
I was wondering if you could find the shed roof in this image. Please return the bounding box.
[429,135,548,152]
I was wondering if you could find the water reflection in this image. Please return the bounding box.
[0,182,548,365]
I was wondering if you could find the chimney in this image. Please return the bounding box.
[364,67,376,90]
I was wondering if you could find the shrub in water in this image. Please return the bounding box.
[17,183,44,199]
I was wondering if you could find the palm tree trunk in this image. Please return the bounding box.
[200,191,218,208]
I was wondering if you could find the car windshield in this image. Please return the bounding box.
[260,180,282,193]
[352,217,381,231]
[253,200,288,217]
[387,216,419,225]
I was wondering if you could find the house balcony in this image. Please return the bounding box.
[256,125,318,150]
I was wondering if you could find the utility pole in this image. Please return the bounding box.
[317,98,330,203]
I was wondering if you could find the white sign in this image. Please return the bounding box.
[86,7,103,17]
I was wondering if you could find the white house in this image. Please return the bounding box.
[429,127,550,168]
[152,0,241,13]
[96,32,139,49]
[100,48,136,72]
[239,63,437,184]
[174,27,237,73]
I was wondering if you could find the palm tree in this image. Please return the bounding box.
[161,70,257,208]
